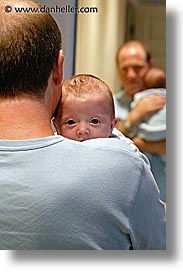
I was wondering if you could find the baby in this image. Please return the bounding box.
[53,74,118,141]
[144,67,166,89]
[130,67,166,141]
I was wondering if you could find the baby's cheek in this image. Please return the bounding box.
[60,125,69,135]
[63,127,76,139]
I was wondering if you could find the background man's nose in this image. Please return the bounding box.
[127,67,137,78]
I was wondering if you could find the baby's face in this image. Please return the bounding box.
[56,95,117,141]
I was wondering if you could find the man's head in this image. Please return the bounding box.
[54,74,117,141]
[0,0,62,99]
[116,40,154,97]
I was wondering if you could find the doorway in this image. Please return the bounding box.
[126,0,166,70]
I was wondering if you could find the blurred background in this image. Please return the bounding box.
[39,0,166,93]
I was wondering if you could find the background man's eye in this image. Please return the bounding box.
[67,120,76,125]
[91,119,100,124]
[121,67,127,73]
[134,66,143,72]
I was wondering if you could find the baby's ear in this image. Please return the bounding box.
[52,118,61,135]
[111,117,118,130]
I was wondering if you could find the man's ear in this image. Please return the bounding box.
[149,58,154,68]
[45,50,64,119]
[53,50,64,85]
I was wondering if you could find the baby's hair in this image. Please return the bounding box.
[145,68,166,89]
[55,74,115,120]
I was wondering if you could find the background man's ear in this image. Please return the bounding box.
[149,58,154,67]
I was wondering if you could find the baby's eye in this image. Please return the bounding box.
[66,119,76,125]
[90,118,100,124]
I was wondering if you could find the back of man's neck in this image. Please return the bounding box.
[0,97,53,140]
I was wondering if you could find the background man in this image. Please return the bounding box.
[114,40,166,202]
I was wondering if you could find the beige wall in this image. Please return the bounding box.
[75,0,127,92]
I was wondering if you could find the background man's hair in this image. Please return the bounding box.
[0,0,62,98]
[116,40,152,65]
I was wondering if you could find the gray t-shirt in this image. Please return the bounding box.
[0,135,165,249]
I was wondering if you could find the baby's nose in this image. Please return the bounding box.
[77,123,90,136]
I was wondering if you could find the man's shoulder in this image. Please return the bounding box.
[114,88,128,101]
[80,136,149,165]
[113,89,132,120]
[0,136,149,167]
[114,88,124,98]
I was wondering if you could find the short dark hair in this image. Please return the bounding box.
[0,0,62,98]
[116,40,152,65]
